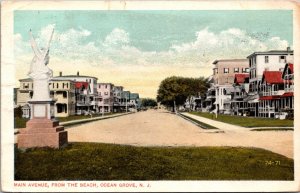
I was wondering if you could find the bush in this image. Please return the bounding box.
[14,106,23,118]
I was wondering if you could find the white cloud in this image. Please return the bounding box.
[103,28,130,47]
[170,28,289,65]
[14,26,292,98]
[14,26,291,71]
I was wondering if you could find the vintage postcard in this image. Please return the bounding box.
[1,0,300,192]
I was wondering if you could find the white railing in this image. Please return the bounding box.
[258,106,275,113]
[284,86,294,92]
[233,94,243,99]
[260,90,285,96]
[207,95,215,99]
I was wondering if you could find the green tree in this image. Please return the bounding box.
[156,76,209,111]
[141,98,158,108]
[14,106,23,118]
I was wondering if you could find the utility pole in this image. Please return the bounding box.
[102,97,104,117]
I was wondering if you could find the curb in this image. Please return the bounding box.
[177,113,221,132]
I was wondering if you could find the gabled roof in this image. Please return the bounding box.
[234,73,249,84]
[282,63,294,79]
[262,71,283,84]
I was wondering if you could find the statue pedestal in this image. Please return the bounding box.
[18,100,68,149]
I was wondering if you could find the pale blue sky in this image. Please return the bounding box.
[14,10,292,51]
[14,10,293,97]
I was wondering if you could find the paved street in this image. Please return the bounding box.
[67,109,293,158]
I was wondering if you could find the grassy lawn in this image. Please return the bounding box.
[14,113,116,128]
[15,143,293,180]
[189,112,294,128]
[179,114,218,129]
[14,118,29,129]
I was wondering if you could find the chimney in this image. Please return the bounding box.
[286,47,293,63]
[59,72,62,76]
[77,71,79,76]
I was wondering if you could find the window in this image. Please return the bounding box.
[29,91,33,98]
[23,83,28,89]
[63,83,65,89]
[224,68,229,73]
[63,91,67,98]
[279,56,286,62]
[234,68,239,73]
[52,83,54,88]
[242,68,249,73]
[225,78,229,83]
[214,68,218,75]
[66,83,68,88]
[265,56,269,63]
[57,83,59,88]
[104,92,108,95]
[105,85,107,89]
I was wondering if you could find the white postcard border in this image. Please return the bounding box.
[1,0,300,192]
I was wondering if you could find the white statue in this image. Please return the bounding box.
[28,29,54,101]
[28,29,54,80]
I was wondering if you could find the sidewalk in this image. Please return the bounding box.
[181,112,251,132]
[14,112,133,134]
[61,112,133,127]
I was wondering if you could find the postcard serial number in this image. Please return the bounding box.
[265,160,281,166]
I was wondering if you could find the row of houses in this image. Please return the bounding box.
[15,71,141,118]
[187,47,294,119]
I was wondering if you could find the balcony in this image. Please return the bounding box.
[258,106,275,113]
[76,101,90,106]
[206,95,216,99]
[233,93,244,99]
[284,85,294,92]
[259,90,285,97]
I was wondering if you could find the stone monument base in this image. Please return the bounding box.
[18,119,68,149]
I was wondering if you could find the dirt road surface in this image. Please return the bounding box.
[67,109,293,158]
